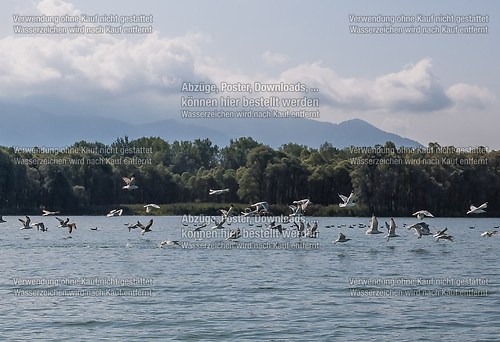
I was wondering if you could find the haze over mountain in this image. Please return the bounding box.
[0,102,422,148]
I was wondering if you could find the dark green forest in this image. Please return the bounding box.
[0,136,498,216]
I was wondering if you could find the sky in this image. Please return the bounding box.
[0,0,498,148]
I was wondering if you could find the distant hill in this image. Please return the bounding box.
[197,116,421,148]
[0,102,422,148]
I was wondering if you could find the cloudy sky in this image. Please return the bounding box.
[0,0,498,148]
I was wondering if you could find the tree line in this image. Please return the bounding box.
[0,137,498,216]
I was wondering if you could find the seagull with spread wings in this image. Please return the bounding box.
[467,202,487,215]
[339,192,356,208]
[137,219,154,236]
[122,176,139,190]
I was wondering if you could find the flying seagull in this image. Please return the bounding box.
[269,221,284,235]
[407,222,431,238]
[433,227,448,238]
[211,216,227,230]
[412,210,434,220]
[125,222,141,232]
[19,216,31,229]
[67,222,77,234]
[42,209,60,216]
[193,223,208,232]
[31,222,47,232]
[56,217,70,228]
[435,232,453,242]
[240,207,255,217]
[293,220,306,238]
[339,192,356,208]
[289,199,311,217]
[209,188,229,195]
[467,202,487,215]
[384,218,399,241]
[250,201,271,216]
[107,209,123,217]
[122,176,139,190]
[306,221,319,238]
[220,205,234,220]
[366,214,382,234]
[144,204,160,213]
[226,228,241,240]
[289,204,303,217]
[137,219,154,236]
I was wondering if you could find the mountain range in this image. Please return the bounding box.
[0,102,422,148]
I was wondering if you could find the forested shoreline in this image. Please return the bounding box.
[0,136,498,216]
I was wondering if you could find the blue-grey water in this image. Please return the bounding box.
[0,215,498,341]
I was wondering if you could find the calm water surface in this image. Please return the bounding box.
[0,215,498,341]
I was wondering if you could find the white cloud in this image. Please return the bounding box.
[261,51,289,65]
[37,0,80,16]
[0,31,208,98]
[373,58,451,112]
[276,58,493,113]
[0,0,212,99]
[0,0,494,123]
[446,83,495,109]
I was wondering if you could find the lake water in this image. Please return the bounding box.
[0,215,498,341]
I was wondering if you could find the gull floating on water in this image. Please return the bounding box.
[19,216,31,229]
[333,232,351,244]
[339,192,356,208]
[481,230,498,237]
[122,176,139,190]
[467,202,487,215]
[366,214,382,234]
[144,204,160,213]
[209,188,229,195]
[107,209,123,217]
[407,222,431,238]
[412,210,434,220]
[160,240,181,247]
[42,209,60,216]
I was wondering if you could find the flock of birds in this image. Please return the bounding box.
[181,191,496,245]
[331,193,495,244]
[0,183,497,246]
